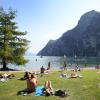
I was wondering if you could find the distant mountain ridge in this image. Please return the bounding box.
[37,10,100,56]
[25,52,35,56]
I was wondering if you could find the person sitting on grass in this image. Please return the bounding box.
[95,64,100,69]
[17,73,37,95]
[27,73,37,92]
[18,71,29,80]
[42,81,53,96]
[40,66,45,77]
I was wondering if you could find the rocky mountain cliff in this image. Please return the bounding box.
[37,10,100,56]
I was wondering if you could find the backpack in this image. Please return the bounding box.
[55,89,69,98]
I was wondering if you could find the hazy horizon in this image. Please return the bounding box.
[1,0,100,54]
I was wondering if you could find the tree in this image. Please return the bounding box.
[0,8,29,70]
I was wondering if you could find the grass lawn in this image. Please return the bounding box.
[0,69,100,100]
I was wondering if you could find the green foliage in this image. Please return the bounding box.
[0,7,30,69]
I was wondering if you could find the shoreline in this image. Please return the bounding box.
[0,67,96,73]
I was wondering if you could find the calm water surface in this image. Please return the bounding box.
[7,56,100,71]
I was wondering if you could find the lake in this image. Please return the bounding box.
[7,56,100,71]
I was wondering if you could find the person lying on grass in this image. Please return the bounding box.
[97,78,100,80]
[42,80,53,96]
[70,72,78,78]
[17,72,37,95]
[0,73,15,79]
[42,81,69,97]
[70,71,83,78]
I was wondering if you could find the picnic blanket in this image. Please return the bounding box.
[34,86,45,96]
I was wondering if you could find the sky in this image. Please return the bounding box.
[0,0,100,54]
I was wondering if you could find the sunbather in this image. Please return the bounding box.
[70,72,83,78]
[7,73,15,79]
[18,71,29,80]
[71,73,78,78]
[42,81,53,96]
[17,73,37,95]
[0,74,3,78]
[27,73,37,92]
[97,78,100,80]
[2,73,15,79]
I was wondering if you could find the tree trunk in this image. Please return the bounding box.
[2,58,7,70]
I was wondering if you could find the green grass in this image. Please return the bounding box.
[0,70,100,100]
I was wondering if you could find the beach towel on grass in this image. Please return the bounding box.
[34,86,45,96]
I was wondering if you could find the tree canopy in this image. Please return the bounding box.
[0,7,30,70]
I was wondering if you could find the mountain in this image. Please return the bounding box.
[25,52,35,56]
[37,10,100,57]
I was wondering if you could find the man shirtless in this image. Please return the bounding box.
[17,73,37,95]
[26,73,37,92]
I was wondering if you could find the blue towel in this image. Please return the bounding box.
[34,86,45,96]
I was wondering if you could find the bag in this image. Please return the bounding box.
[55,89,68,97]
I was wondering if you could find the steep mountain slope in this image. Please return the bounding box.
[37,10,100,56]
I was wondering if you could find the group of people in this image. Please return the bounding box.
[60,62,82,78]
[17,71,53,96]
[0,73,15,82]
[60,71,82,78]
[19,61,81,95]
[0,73,15,79]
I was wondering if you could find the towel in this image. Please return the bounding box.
[34,86,45,96]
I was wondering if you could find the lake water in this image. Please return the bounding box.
[7,56,100,71]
